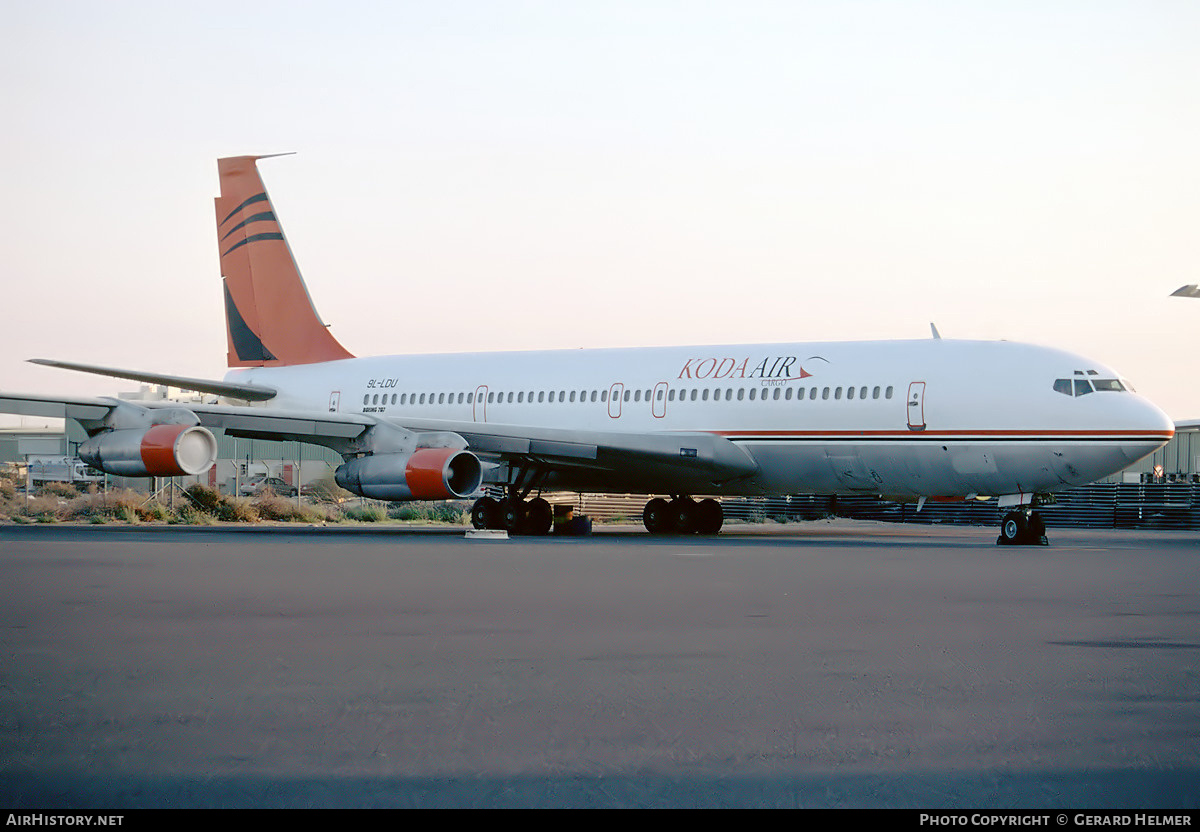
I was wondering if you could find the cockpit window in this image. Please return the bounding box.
[1055,375,1130,397]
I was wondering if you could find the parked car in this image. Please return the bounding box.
[239,476,297,497]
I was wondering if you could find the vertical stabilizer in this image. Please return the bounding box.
[215,155,354,367]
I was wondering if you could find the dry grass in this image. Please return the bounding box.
[0,476,467,527]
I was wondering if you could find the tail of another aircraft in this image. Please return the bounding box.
[215,155,354,368]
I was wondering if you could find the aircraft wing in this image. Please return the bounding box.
[172,402,759,486]
[380,414,760,485]
[0,393,758,487]
[0,391,118,422]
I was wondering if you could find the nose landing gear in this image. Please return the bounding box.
[997,508,1048,546]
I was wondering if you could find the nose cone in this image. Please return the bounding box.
[1120,396,1175,463]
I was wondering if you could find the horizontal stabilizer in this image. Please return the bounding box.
[28,359,277,402]
[1170,284,1199,298]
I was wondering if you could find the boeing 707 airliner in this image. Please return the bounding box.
[0,156,1174,544]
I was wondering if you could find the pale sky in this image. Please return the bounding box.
[2,1,1198,421]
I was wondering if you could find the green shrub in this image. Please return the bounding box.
[19,495,63,520]
[186,484,225,512]
[345,504,386,522]
[137,503,168,522]
[116,504,139,524]
[216,498,259,523]
[387,503,428,521]
[254,494,317,522]
[178,505,213,525]
[430,502,466,524]
[36,482,80,499]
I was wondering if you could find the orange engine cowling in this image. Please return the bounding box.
[79,425,219,477]
[335,448,483,501]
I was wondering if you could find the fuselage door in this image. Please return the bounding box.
[328,391,340,413]
[608,383,624,419]
[652,382,668,419]
[907,381,926,431]
[473,385,488,422]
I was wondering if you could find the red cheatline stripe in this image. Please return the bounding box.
[706,429,1174,438]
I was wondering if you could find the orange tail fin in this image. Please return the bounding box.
[215,155,354,367]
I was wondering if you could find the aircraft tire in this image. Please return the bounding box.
[999,511,1027,545]
[643,498,673,534]
[523,497,553,536]
[671,498,698,535]
[696,498,723,535]
[499,498,524,534]
[471,496,498,530]
[1029,511,1049,545]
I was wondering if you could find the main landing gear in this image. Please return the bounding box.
[470,465,554,535]
[470,494,553,535]
[996,508,1048,546]
[642,496,723,535]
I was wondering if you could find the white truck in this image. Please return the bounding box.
[27,456,105,485]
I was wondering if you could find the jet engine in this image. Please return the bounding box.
[335,448,483,501]
[79,424,219,477]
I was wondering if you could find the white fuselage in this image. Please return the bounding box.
[226,339,1174,498]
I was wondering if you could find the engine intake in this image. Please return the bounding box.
[335,448,482,501]
[79,425,219,477]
